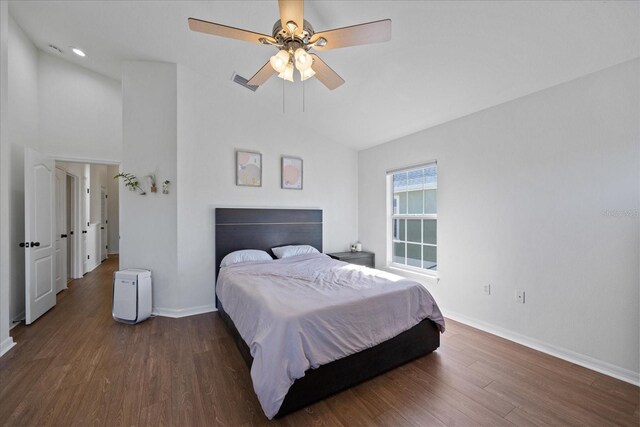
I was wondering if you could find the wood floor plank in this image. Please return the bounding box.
[373,407,422,427]
[479,357,638,425]
[470,353,638,421]
[323,388,378,426]
[1,256,638,427]
[397,363,514,423]
[504,407,554,427]
[413,350,495,391]
[447,324,596,386]
[484,380,586,426]
[349,380,396,419]
[366,370,453,426]
[590,374,640,405]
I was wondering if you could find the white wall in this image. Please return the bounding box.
[0,0,16,356]
[38,51,121,163]
[175,65,359,314]
[120,61,178,313]
[107,164,120,254]
[358,59,640,382]
[6,15,38,326]
[118,62,359,315]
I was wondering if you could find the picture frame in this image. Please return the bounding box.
[281,156,303,190]
[236,150,262,187]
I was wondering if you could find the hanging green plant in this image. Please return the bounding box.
[114,172,145,195]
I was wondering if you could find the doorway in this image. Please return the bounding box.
[17,152,121,326]
[55,161,120,288]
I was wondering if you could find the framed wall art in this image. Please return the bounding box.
[236,150,262,187]
[281,156,303,190]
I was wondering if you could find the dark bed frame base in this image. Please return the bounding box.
[218,303,440,418]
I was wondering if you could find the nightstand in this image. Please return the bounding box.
[327,251,375,268]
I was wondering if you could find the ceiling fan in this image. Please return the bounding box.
[188,0,391,90]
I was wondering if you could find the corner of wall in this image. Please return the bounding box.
[0,0,16,357]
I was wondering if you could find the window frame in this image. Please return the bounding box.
[386,162,438,277]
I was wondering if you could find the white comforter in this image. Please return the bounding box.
[216,253,445,419]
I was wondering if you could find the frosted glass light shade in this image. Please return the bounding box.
[299,67,315,81]
[294,48,312,71]
[278,63,294,82]
[270,50,290,73]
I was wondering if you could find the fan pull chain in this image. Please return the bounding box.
[302,80,305,113]
[282,77,285,114]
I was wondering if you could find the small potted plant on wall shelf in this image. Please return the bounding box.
[146,173,157,193]
[114,172,145,195]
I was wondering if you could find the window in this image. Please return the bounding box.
[390,163,437,272]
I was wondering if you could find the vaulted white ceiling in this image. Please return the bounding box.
[9,1,640,150]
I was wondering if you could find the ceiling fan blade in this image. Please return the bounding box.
[278,0,304,34]
[247,62,277,86]
[310,54,345,90]
[188,18,275,44]
[311,19,391,50]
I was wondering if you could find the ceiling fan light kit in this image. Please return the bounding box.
[270,49,290,73]
[294,48,312,71]
[279,63,295,82]
[187,0,391,91]
[300,67,315,82]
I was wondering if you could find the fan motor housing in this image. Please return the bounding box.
[272,19,314,46]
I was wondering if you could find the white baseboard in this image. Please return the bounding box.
[10,311,25,330]
[152,304,217,318]
[85,261,101,273]
[444,310,640,386]
[108,251,119,256]
[0,336,16,358]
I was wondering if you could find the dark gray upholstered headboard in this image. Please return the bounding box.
[215,208,323,281]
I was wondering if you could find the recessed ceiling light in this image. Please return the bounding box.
[71,47,86,57]
[48,44,63,54]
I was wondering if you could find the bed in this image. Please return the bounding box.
[215,208,443,419]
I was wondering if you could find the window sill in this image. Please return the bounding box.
[385,264,439,286]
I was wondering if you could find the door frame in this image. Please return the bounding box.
[100,185,108,261]
[53,157,120,279]
[54,167,68,293]
[66,172,82,279]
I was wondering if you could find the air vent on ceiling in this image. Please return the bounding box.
[48,44,63,54]
[232,73,258,92]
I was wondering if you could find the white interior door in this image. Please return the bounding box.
[24,147,56,324]
[66,174,73,279]
[101,187,107,261]
[55,167,67,293]
[82,173,88,274]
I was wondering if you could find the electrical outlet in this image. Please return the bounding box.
[515,290,525,304]
[483,284,491,295]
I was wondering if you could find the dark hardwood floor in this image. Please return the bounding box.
[1,257,638,426]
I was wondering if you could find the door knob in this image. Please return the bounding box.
[19,242,26,247]
[100,227,104,230]
[31,242,40,247]
[61,234,67,238]
[70,231,74,235]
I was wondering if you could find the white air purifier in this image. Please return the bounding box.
[113,269,152,324]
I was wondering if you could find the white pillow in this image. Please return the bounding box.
[272,245,320,259]
[220,250,272,267]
